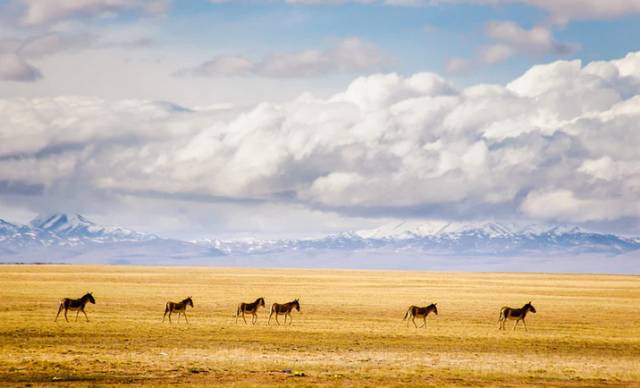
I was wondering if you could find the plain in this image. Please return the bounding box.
[0,265,639,386]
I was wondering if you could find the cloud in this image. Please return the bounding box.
[178,38,391,78]
[526,0,640,25]
[481,21,575,64]
[0,53,41,81]
[446,58,471,74]
[15,0,171,26]
[2,52,640,227]
[263,0,640,24]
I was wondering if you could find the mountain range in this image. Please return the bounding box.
[1,214,638,273]
[0,213,224,265]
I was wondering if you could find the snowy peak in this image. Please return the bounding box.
[203,220,638,258]
[26,213,157,243]
[31,213,95,234]
[354,220,586,240]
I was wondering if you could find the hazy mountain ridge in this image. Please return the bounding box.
[203,221,640,257]
[1,215,638,271]
[0,213,224,263]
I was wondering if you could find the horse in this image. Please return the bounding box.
[498,301,536,331]
[163,297,194,324]
[55,292,96,322]
[403,303,438,328]
[268,299,300,326]
[236,297,266,325]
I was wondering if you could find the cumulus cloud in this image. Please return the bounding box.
[2,52,640,227]
[178,38,391,78]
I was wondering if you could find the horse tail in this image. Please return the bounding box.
[403,307,411,320]
[164,302,170,314]
[498,307,507,322]
[236,304,241,317]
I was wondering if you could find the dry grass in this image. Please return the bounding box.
[0,265,639,386]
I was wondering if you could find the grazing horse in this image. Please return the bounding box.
[403,303,438,328]
[163,297,194,324]
[236,297,266,325]
[55,292,96,322]
[268,299,300,326]
[498,301,536,331]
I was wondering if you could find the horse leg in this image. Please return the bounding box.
[55,304,63,322]
[412,316,417,328]
[252,313,257,325]
[64,308,69,322]
[183,312,189,324]
[75,310,80,322]
[168,311,172,324]
[275,314,281,326]
[242,311,247,324]
[82,309,89,322]
[288,313,293,326]
[421,316,427,328]
[513,320,519,331]
[522,318,528,331]
[268,310,273,325]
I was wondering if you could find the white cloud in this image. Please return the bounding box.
[481,21,575,64]
[179,38,391,78]
[16,0,171,26]
[2,52,640,227]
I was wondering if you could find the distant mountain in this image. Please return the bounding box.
[30,213,157,243]
[2,215,639,273]
[200,221,640,271]
[0,213,224,264]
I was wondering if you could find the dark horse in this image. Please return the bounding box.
[55,292,96,322]
[268,299,300,325]
[163,297,194,324]
[403,303,438,328]
[498,301,536,331]
[236,297,266,325]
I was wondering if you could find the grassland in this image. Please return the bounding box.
[0,265,639,386]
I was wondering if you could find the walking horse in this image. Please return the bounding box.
[55,292,96,322]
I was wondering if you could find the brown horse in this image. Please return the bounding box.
[403,303,438,328]
[236,297,266,325]
[268,299,300,325]
[163,297,194,324]
[55,292,96,322]
[498,301,536,331]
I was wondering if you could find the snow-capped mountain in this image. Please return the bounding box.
[2,215,638,272]
[204,220,640,257]
[0,214,224,264]
[30,213,157,243]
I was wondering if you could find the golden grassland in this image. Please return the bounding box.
[0,265,639,386]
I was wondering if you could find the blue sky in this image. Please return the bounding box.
[1,0,640,239]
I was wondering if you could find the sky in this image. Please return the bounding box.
[1,0,640,240]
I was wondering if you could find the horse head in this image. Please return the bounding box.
[85,292,96,304]
[526,301,536,313]
[431,302,438,315]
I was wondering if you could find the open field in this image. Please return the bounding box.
[0,265,639,386]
